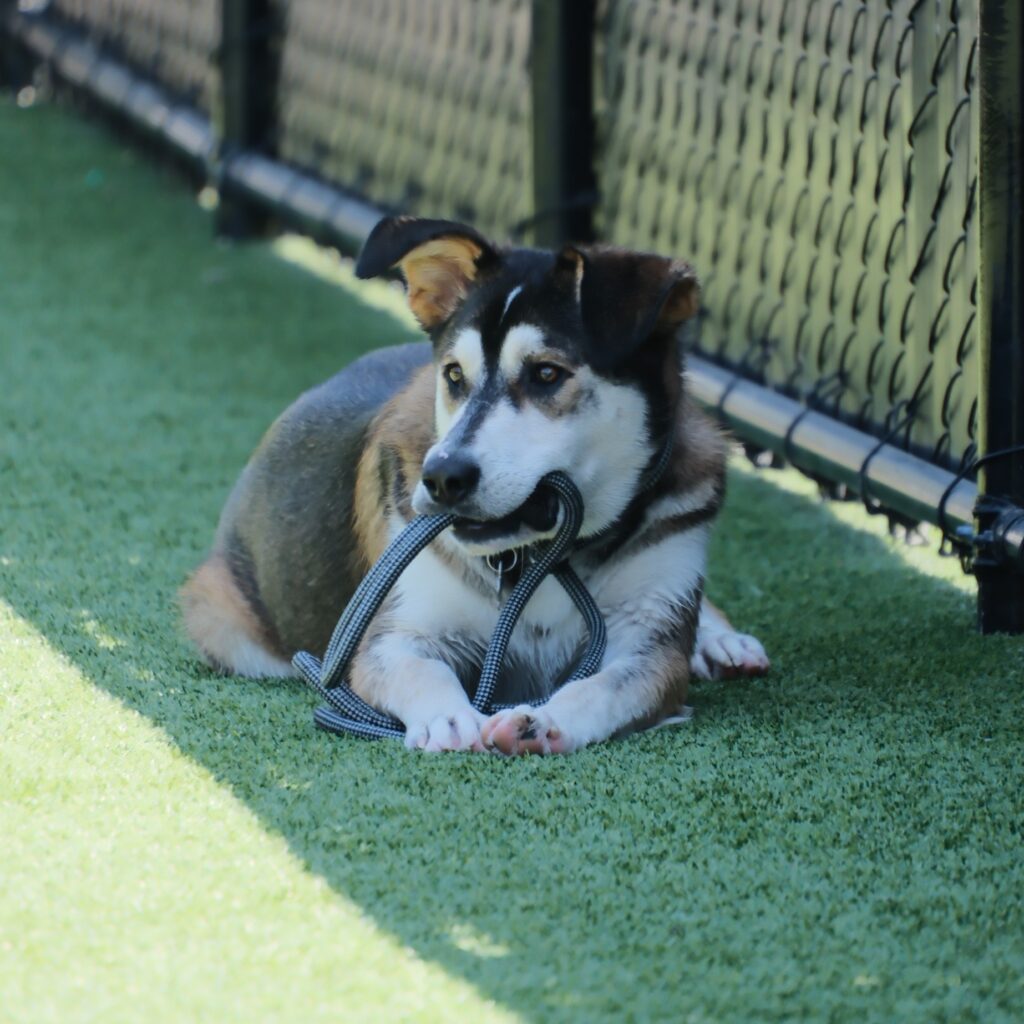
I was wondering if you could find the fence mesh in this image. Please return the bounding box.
[28,1,982,477]
[49,0,218,112]
[273,0,533,239]
[596,0,979,471]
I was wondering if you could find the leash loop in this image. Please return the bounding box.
[293,471,606,740]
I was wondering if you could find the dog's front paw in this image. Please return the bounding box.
[404,708,487,753]
[691,628,770,681]
[481,706,572,756]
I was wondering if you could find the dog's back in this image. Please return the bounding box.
[180,341,430,674]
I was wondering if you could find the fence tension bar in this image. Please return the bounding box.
[977,0,1024,633]
[529,0,596,247]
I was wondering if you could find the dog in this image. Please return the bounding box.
[180,216,769,754]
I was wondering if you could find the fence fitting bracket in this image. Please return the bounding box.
[950,496,1024,577]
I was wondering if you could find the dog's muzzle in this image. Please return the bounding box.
[420,450,481,508]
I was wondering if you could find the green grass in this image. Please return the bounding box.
[2,98,1023,1024]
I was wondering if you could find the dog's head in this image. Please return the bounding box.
[356,216,700,554]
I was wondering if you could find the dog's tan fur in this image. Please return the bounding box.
[354,366,437,561]
[180,557,292,678]
[401,237,485,328]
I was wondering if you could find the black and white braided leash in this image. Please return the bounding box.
[292,472,607,740]
[293,437,673,742]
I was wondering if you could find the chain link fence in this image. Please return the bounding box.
[273,0,532,238]
[47,0,218,111]
[597,0,978,473]
[4,0,1021,628]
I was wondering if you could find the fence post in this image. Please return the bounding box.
[529,0,596,248]
[0,0,27,91]
[976,0,1024,633]
[216,0,276,238]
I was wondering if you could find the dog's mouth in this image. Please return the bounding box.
[450,484,560,546]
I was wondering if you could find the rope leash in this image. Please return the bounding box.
[292,471,607,741]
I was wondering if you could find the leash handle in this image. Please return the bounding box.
[292,471,606,741]
[471,472,591,710]
[317,512,455,689]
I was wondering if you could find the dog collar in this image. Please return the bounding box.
[570,431,675,557]
[482,432,674,591]
[485,548,523,593]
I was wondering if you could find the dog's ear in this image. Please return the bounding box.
[557,245,700,366]
[355,216,497,330]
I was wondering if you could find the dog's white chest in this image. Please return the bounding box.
[396,545,577,632]
[392,545,585,693]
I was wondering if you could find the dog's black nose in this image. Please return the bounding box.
[421,451,481,507]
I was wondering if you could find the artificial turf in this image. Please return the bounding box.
[2,97,1023,1024]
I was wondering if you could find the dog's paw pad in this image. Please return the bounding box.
[406,709,486,753]
[691,629,770,681]
[481,706,570,756]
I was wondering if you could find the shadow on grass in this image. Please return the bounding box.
[4,101,1023,1022]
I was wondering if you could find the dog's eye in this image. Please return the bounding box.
[443,364,464,386]
[529,363,566,387]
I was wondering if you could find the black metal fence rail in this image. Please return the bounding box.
[2,0,1021,632]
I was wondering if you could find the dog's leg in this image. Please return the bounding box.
[482,611,769,754]
[483,584,699,756]
[351,633,486,752]
[481,647,687,756]
[690,598,769,680]
[179,556,294,678]
[483,524,711,755]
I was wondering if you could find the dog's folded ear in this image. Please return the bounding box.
[558,245,700,366]
[356,217,497,330]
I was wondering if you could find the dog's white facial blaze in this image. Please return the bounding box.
[462,377,652,537]
[499,325,655,535]
[419,321,655,550]
[462,396,569,513]
[500,285,523,323]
